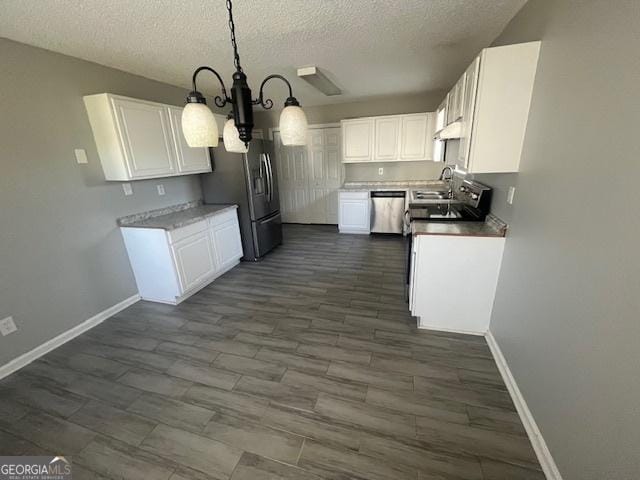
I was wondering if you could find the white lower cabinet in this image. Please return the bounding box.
[338,191,370,234]
[208,210,244,272]
[171,230,217,293]
[410,234,505,334]
[121,207,243,304]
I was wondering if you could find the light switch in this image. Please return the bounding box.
[507,186,516,205]
[122,183,133,196]
[0,316,17,336]
[378,167,384,176]
[74,148,88,164]
[157,184,165,196]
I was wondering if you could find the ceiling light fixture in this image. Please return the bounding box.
[181,0,308,151]
[297,66,342,96]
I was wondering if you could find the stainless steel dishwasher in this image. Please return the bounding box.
[370,191,406,234]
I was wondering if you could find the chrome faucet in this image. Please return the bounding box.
[439,166,454,198]
[439,166,454,181]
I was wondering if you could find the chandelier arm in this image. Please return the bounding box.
[192,66,232,108]
[253,74,295,110]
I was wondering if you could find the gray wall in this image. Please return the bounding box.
[255,91,447,182]
[486,1,640,478]
[0,39,203,365]
[344,161,443,182]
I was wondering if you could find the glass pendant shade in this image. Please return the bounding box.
[223,118,249,153]
[182,103,219,147]
[279,105,308,145]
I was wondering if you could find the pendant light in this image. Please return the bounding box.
[222,115,248,153]
[182,0,308,151]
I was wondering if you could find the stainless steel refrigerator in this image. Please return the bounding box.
[200,139,282,261]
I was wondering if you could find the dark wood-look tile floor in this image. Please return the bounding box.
[0,225,544,480]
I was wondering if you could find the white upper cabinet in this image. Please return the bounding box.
[112,97,177,179]
[446,76,465,125]
[441,41,541,173]
[458,56,481,169]
[399,113,433,161]
[342,118,374,162]
[373,116,401,161]
[342,112,435,163]
[84,93,211,181]
[168,106,212,174]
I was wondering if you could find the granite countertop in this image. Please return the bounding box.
[118,201,237,231]
[411,214,507,238]
[340,180,447,191]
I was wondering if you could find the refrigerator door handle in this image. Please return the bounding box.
[260,154,270,200]
[266,153,274,203]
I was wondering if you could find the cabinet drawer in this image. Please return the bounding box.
[339,191,369,200]
[208,208,238,228]
[167,220,208,244]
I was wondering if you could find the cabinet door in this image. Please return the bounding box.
[342,119,373,162]
[339,200,369,231]
[168,107,212,173]
[339,193,370,233]
[446,76,465,125]
[211,219,243,272]
[459,56,481,169]
[172,231,216,293]
[113,98,177,178]
[433,99,447,163]
[409,238,419,313]
[373,116,401,161]
[399,114,430,161]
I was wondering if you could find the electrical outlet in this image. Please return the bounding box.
[507,186,516,205]
[157,184,165,196]
[74,148,88,164]
[378,167,384,176]
[122,183,133,196]
[0,316,17,336]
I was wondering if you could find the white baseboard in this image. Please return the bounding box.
[0,294,140,381]
[417,323,486,336]
[485,330,563,480]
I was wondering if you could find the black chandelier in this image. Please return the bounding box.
[181,0,308,153]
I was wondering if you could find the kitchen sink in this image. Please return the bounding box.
[411,190,451,201]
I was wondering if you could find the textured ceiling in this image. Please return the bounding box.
[0,0,527,106]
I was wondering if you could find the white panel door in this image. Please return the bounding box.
[171,231,216,293]
[324,128,342,224]
[307,128,343,224]
[167,107,212,173]
[113,98,177,178]
[307,129,328,224]
[210,219,243,272]
[373,116,401,161]
[341,118,373,162]
[274,132,309,223]
[399,114,430,161]
[276,127,342,225]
